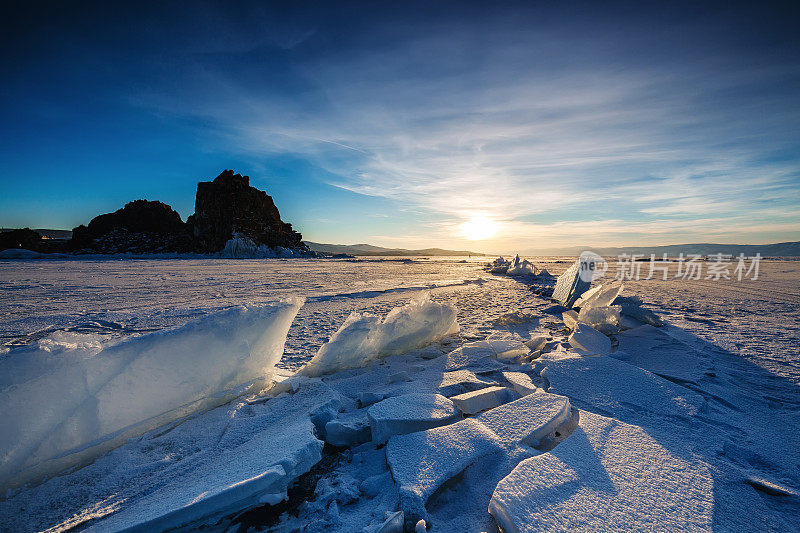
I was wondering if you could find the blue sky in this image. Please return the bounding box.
[1,1,799,253]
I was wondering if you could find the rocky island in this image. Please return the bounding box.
[1,170,309,257]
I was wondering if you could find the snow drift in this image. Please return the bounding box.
[0,298,303,492]
[300,293,459,377]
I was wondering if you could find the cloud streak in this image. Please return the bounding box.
[131,3,800,250]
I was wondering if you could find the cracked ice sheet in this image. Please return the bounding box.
[0,380,341,533]
[386,392,571,521]
[613,324,713,383]
[438,369,499,396]
[489,410,715,532]
[368,393,459,444]
[444,341,510,372]
[541,354,705,418]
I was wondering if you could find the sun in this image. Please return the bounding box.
[461,214,498,240]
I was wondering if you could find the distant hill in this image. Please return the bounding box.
[0,228,72,240]
[591,241,800,257]
[304,242,484,256]
[520,241,800,257]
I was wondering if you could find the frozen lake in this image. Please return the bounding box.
[1,255,799,531]
[2,256,798,380]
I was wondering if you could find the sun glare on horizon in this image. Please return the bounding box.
[461,214,498,240]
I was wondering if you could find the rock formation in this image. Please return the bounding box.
[187,170,305,252]
[69,200,193,253]
[63,170,306,255]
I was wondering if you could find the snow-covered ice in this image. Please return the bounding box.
[0,378,341,532]
[551,259,591,306]
[387,418,505,521]
[567,322,611,355]
[0,299,303,492]
[437,369,498,397]
[561,309,578,330]
[367,393,460,444]
[325,411,372,447]
[387,392,571,522]
[474,391,572,447]
[444,336,528,371]
[542,354,705,417]
[358,391,387,407]
[614,324,713,383]
[444,340,503,371]
[489,410,714,532]
[524,335,547,352]
[389,370,412,382]
[502,371,539,395]
[301,293,458,376]
[1,257,798,532]
[485,334,530,358]
[451,386,516,415]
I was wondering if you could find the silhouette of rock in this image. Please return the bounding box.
[88,200,184,236]
[64,170,306,255]
[187,170,304,252]
[69,200,192,254]
[0,228,44,251]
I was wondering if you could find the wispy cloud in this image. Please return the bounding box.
[133,4,800,249]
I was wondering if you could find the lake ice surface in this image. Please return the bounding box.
[0,256,798,531]
[2,257,797,381]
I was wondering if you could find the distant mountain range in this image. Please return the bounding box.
[0,228,73,240]
[522,241,800,257]
[4,229,798,257]
[595,242,800,257]
[304,242,484,256]
[307,241,800,258]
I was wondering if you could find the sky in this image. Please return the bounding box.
[1,1,799,253]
